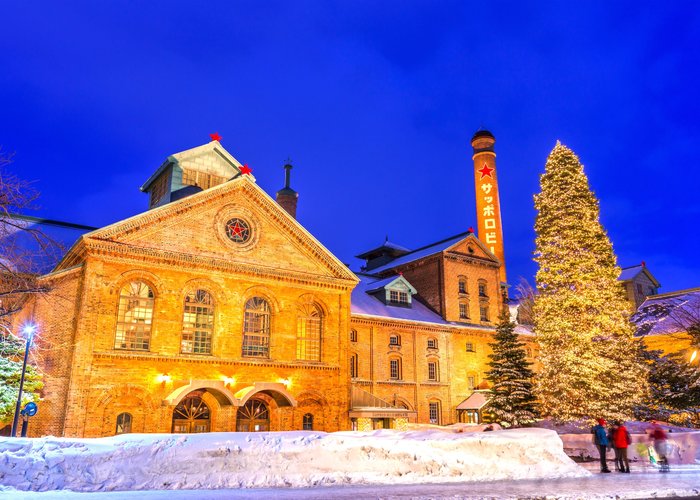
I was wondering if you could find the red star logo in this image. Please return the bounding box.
[228,220,244,236]
[239,164,252,175]
[210,132,222,142]
[478,164,494,179]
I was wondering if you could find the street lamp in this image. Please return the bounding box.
[10,323,36,438]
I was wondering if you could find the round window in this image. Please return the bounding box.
[225,218,251,243]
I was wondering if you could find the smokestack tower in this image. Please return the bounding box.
[276,161,299,219]
[471,130,507,285]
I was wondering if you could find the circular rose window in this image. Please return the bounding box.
[224,218,251,243]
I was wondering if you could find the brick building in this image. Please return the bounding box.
[20,131,536,437]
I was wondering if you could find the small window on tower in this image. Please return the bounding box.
[466,342,475,353]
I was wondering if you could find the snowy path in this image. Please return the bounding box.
[4,469,700,500]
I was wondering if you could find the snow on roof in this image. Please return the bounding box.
[351,274,448,324]
[632,288,700,337]
[619,265,644,281]
[456,391,491,410]
[366,232,469,274]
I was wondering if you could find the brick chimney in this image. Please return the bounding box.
[276,162,298,219]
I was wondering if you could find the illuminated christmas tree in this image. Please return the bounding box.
[533,142,647,422]
[486,311,538,427]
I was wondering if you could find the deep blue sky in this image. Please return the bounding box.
[2,2,699,293]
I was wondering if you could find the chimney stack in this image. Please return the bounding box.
[471,130,507,285]
[276,162,298,219]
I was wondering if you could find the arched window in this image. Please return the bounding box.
[458,276,467,294]
[236,399,269,432]
[350,329,358,342]
[478,280,488,297]
[115,281,154,351]
[389,357,402,380]
[297,301,322,361]
[181,289,214,354]
[243,297,271,358]
[115,412,132,434]
[389,334,401,346]
[429,400,441,424]
[350,353,359,378]
[303,413,314,430]
[172,394,210,433]
[459,300,470,319]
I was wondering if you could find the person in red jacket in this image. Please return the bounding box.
[613,421,631,473]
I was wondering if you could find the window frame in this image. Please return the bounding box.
[242,296,272,358]
[114,281,154,351]
[181,289,214,355]
[428,360,438,381]
[296,301,323,362]
[389,357,402,380]
[429,401,440,424]
[115,412,133,434]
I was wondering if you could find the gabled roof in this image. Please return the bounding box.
[51,176,358,284]
[632,288,700,337]
[364,275,417,295]
[619,264,661,287]
[140,140,248,192]
[365,231,498,275]
[351,274,447,324]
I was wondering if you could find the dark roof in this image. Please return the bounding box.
[471,129,495,141]
[355,240,411,260]
[363,232,471,275]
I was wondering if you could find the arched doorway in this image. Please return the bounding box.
[236,399,269,432]
[172,393,211,433]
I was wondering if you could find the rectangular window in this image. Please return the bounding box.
[389,335,401,346]
[459,303,468,319]
[458,281,466,294]
[428,361,437,381]
[390,359,401,380]
[429,402,440,424]
[182,169,226,190]
[350,330,358,342]
[468,376,476,390]
[350,354,358,378]
[480,305,490,322]
[149,173,168,207]
[427,338,437,349]
[389,290,409,304]
[478,282,487,297]
[115,296,154,351]
[466,342,475,352]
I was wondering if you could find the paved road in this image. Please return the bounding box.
[3,467,700,499]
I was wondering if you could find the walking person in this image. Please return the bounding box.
[614,421,631,473]
[649,420,669,472]
[593,418,611,473]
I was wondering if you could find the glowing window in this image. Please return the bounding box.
[115,281,154,351]
[181,289,214,355]
[297,302,322,361]
[243,297,271,358]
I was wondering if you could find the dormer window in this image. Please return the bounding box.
[389,290,409,304]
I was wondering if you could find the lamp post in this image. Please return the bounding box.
[10,324,36,438]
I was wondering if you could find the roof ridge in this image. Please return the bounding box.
[397,231,471,258]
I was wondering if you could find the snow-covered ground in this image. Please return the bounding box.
[0,428,586,493]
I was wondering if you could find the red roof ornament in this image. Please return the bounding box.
[239,164,252,175]
[478,163,494,179]
[398,271,403,276]
[642,260,646,267]
[210,132,222,142]
[468,227,474,233]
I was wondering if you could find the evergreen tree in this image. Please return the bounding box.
[0,331,43,424]
[486,311,538,427]
[533,142,647,422]
[636,346,700,427]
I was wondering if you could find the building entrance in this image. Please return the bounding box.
[172,393,211,433]
[236,399,269,432]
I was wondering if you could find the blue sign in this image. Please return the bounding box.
[22,402,38,417]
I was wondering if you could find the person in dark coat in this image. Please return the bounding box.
[593,418,611,473]
[613,421,631,473]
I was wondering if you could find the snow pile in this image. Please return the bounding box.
[0,428,587,492]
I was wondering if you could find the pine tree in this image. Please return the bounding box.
[0,332,43,424]
[533,142,647,422]
[485,311,538,427]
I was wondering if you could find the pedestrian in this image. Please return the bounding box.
[608,422,619,471]
[649,420,669,472]
[592,418,611,473]
[613,420,631,473]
